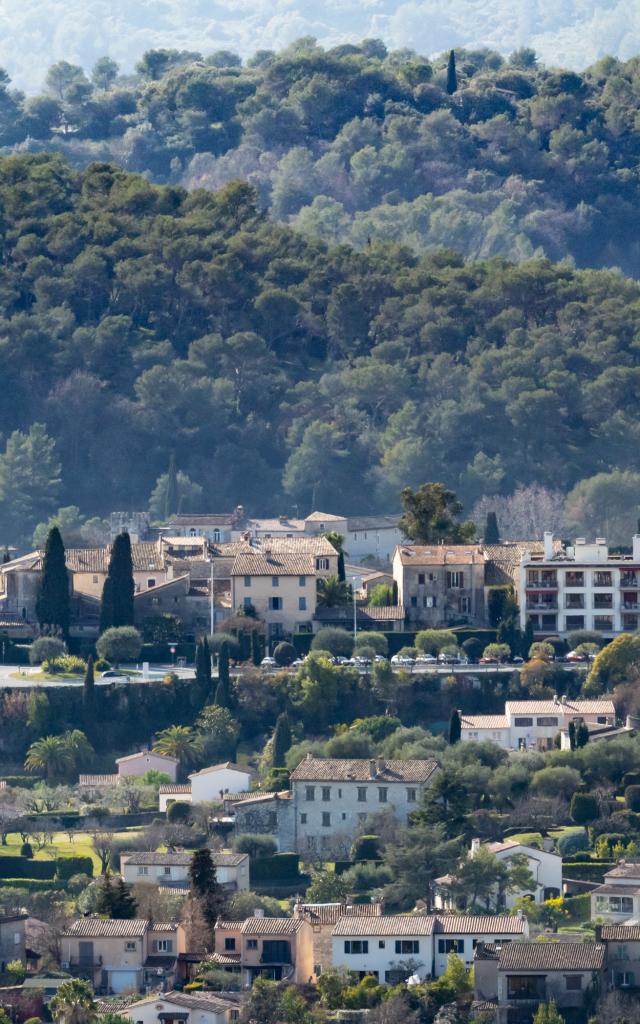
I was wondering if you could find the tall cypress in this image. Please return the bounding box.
[189,848,225,930]
[272,713,292,768]
[218,640,230,690]
[251,630,261,666]
[448,708,461,744]
[164,452,179,521]
[337,550,346,583]
[83,655,95,725]
[446,49,458,95]
[195,638,212,694]
[484,512,500,544]
[36,527,70,638]
[100,532,134,632]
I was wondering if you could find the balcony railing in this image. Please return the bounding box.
[526,581,558,589]
[621,575,639,587]
[527,602,558,610]
[623,602,639,611]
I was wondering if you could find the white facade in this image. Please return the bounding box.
[124,991,240,1024]
[346,517,404,566]
[435,840,562,911]
[120,851,249,891]
[116,751,179,781]
[591,864,640,922]
[461,698,616,752]
[189,764,253,803]
[519,532,640,637]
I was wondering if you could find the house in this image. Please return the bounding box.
[392,544,486,628]
[591,863,640,922]
[189,763,253,803]
[120,851,249,892]
[224,791,295,852]
[292,899,384,975]
[123,990,241,1024]
[345,516,404,567]
[0,911,27,970]
[163,512,242,545]
[519,532,640,638]
[332,913,528,982]
[159,785,193,812]
[312,605,406,633]
[474,941,605,1023]
[598,924,640,990]
[288,756,439,857]
[461,698,616,752]
[212,914,314,984]
[61,918,186,994]
[116,752,179,782]
[434,838,562,910]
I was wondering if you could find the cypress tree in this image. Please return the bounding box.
[448,708,461,744]
[36,527,70,637]
[112,877,137,919]
[272,712,292,768]
[100,532,134,632]
[392,580,398,605]
[218,640,230,696]
[189,848,225,929]
[83,655,95,726]
[446,50,458,94]
[164,452,179,521]
[337,549,346,583]
[484,512,500,544]
[522,620,535,659]
[568,720,576,751]
[576,722,589,748]
[195,637,212,695]
[251,630,261,666]
[214,678,229,709]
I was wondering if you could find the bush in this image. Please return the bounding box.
[625,785,640,812]
[42,654,86,674]
[567,630,606,650]
[416,629,455,654]
[0,878,62,891]
[462,637,483,662]
[94,658,110,671]
[0,858,56,880]
[570,793,599,824]
[96,626,142,665]
[556,830,589,857]
[29,637,66,665]
[234,834,278,859]
[350,835,381,861]
[623,772,640,789]
[56,856,94,880]
[311,628,353,657]
[208,632,241,661]
[398,646,418,658]
[351,716,402,743]
[20,843,33,859]
[354,632,388,656]
[166,801,191,823]
[273,642,296,667]
[250,853,300,882]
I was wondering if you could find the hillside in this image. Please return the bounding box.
[1,155,640,546]
[3,43,640,272]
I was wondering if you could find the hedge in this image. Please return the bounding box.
[0,878,64,891]
[249,854,300,882]
[562,861,614,882]
[0,775,42,789]
[564,892,592,923]
[0,857,56,879]
[56,856,94,880]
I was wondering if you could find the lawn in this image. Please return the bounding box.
[0,828,144,872]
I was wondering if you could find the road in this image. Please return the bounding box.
[0,664,195,688]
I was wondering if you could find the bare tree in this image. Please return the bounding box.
[595,991,640,1024]
[181,897,212,953]
[473,485,567,540]
[91,830,114,873]
[132,881,186,924]
[369,994,420,1024]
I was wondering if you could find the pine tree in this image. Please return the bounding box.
[189,848,225,930]
[36,526,70,637]
[448,708,461,745]
[100,532,134,632]
[251,630,261,666]
[446,50,458,94]
[95,873,115,915]
[164,452,179,521]
[484,512,500,544]
[111,877,137,919]
[272,712,292,768]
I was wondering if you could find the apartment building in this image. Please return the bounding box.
[461,697,615,751]
[519,532,640,637]
[120,851,249,891]
[392,544,486,628]
[288,755,439,856]
[61,918,186,994]
[435,837,562,910]
[292,900,384,975]
[212,915,314,984]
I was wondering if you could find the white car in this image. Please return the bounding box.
[260,656,277,668]
[101,669,129,680]
[415,654,437,665]
[391,654,414,666]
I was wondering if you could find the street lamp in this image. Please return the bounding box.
[209,556,215,637]
[351,576,358,641]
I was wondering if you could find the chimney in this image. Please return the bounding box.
[543,531,554,560]
[471,838,481,856]
[369,759,377,779]
[253,908,265,917]
[633,535,640,561]
[306,751,312,761]
[376,756,385,774]
[594,924,602,942]
[293,898,303,919]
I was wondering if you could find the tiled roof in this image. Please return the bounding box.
[151,991,240,1013]
[298,902,383,925]
[123,851,192,866]
[474,942,500,961]
[247,518,306,532]
[241,917,303,935]
[306,512,346,523]
[117,751,178,765]
[63,918,148,938]
[290,757,439,783]
[144,956,177,970]
[601,925,640,941]
[208,951,242,965]
[150,922,179,932]
[78,774,119,786]
[96,997,137,1014]
[167,515,236,527]
[461,716,509,730]
[232,552,316,577]
[347,515,401,531]
[498,941,605,972]
[483,541,561,586]
[314,605,406,622]
[333,915,436,937]
[231,791,291,806]
[189,762,252,778]
[433,915,525,935]
[486,841,521,854]
[591,883,640,895]
[395,545,485,566]
[159,784,191,794]
[605,862,640,880]
[506,700,615,716]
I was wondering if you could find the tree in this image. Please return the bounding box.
[446,50,458,94]
[569,792,599,824]
[355,632,388,656]
[272,713,292,768]
[50,979,97,1024]
[487,587,516,627]
[154,725,201,766]
[399,483,474,544]
[529,641,555,662]
[448,709,461,745]
[483,642,511,662]
[484,511,500,543]
[96,626,142,666]
[251,630,261,666]
[91,57,119,90]
[368,584,394,606]
[82,656,95,720]
[0,424,61,545]
[189,848,226,930]
[233,834,278,859]
[111,877,137,918]
[195,637,212,695]
[196,704,239,761]
[586,633,640,695]
[25,735,73,783]
[35,527,70,636]
[533,1002,563,1024]
[306,872,349,903]
[100,533,134,632]
[317,575,351,607]
[29,636,66,665]
[273,641,296,667]
[164,453,179,520]
[576,721,589,748]
[217,640,231,703]
[325,532,346,582]
[311,627,353,657]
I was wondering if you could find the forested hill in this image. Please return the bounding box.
[5,44,640,272]
[1,154,640,547]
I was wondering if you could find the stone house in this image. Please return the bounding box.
[599,923,640,990]
[224,792,295,852]
[61,918,186,994]
[392,544,486,628]
[0,911,27,971]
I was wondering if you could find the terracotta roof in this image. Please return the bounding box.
[474,942,500,961]
[498,942,605,972]
[290,757,439,783]
[63,918,148,938]
[601,925,640,941]
[506,700,615,716]
[208,951,242,965]
[298,902,383,925]
[591,883,640,895]
[347,515,401,532]
[333,915,436,937]
[241,917,303,935]
[395,545,485,566]
[483,541,561,586]
[117,751,178,766]
[246,518,306,532]
[167,515,236,527]
[121,850,247,868]
[230,791,290,806]
[232,552,316,577]
[96,998,137,1014]
[461,716,509,730]
[605,862,640,880]
[159,784,191,794]
[245,536,337,555]
[433,915,525,935]
[314,605,406,622]
[78,774,119,786]
[149,922,180,932]
[141,991,240,1013]
[189,762,252,778]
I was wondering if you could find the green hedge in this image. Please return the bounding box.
[0,775,42,788]
[250,854,300,882]
[563,861,614,882]
[450,627,498,645]
[564,893,592,923]
[0,878,64,891]
[0,857,56,879]
[56,856,94,880]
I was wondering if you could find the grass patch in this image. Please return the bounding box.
[0,828,144,872]
[507,832,544,847]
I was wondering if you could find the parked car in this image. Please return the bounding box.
[374,654,387,663]
[513,655,524,664]
[391,654,414,666]
[566,650,587,663]
[291,658,305,667]
[260,656,277,668]
[335,656,351,665]
[415,654,437,665]
[479,656,498,664]
[101,669,129,679]
[438,653,460,664]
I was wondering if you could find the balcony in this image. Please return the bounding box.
[623,602,639,611]
[621,574,639,588]
[526,601,558,611]
[526,580,557,590]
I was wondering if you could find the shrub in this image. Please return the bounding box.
[166,801,191,822]
[569,793,599,824]
[208,632,241,661]
[556,830,589,857]
[567,630,606,650]
[96,626,142,665]
[416,629,455,654]
[625,785,640,812]
[94,658,110,671]
[398,646,418,658]
[20,843,33,859]
[56,856,94,880]
[354,632,388,656]
[29,637,66,665]
[311,628,353,657]
[234,834,278,859]
[249,854,300,881]
[350,835,381,861]
[462,637,483,662]
[273,642,296,667]
[351,715,402,743]
[623,772,640,789]
[0,858,56,880]
[42,654,86,674]
[530,766,581,799]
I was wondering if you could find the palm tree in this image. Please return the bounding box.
[50,979,97,1024]
[24,735,74,783]
[317,574,350,608]
[153,725,201,766]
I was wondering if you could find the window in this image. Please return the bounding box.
[594,571,612,587]
[411,596,417,607]
[147,578,156,588]
[244,575,251,586]
[213,529,220,542]
[322,787,331,801]
[615,971,635,987]
[407,788,417,802]
[446,571,464,588]
[316,558,329,570]
[247,939,258,950]
[458,596,470,614]
[378,787,388,803]
[507,976,546,1001]
[272,576,279,587]
[299,597,307,611]
[418,573,425,584]
[154,939,173,953]
[379,941,386,949]
[565,975,582,991]
[305,786,315,801]
[92,575,99,584]
[322,812,331,827]
[125,941,137,951]
[565,571,584,586]
[596,895,634,914]
[344,940,368,954]
[395,940,419,955]
[225,937,236,951]
[230,1011,239,1022]
[268,597,283,610]
[594,615,613,630]
[566,615,585,629]
[438,939,464,954]
[163,867,171,875]
[300,813,307,824]
[299,576,306,587]
[138,866,149,875]
[243,597,253,611]
[565,594,584,609]
[357,787,367,802]
[151,596,160,606]
[514,717,533,727]
[594,592,613,609]
[536,717,558,726]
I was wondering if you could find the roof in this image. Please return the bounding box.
[96,998,137,1014]
[290,757,439,784]
[591,883,640,895]
[232,552,315,577]
[314,605,406,622]
[483,541,562,586]
[461,716,509,730]
[347,515,401,532]
[395,545,485,566]
[333,915,435,937]
[506,699,616,716]
[159,784,191,794]
[167,515,236,528]
[117,751,179,766]
[78,774,119,786]
[122,851,247,867]
[63,918,148,938]
[246,518,306,532]
[189,762,252,779]
[144,955,177,969]
[498,942,605,972]
[230,791,291,807]
[474,943,500,961]
[605,862,640,880]
[601,925,640,941]
[130,991,239,1014]
[245,536,337,555]
[305,511,346,523]
[240,917,304,935]
[298,902,383,925]
[433,915,525,935]
[208,951,242,965]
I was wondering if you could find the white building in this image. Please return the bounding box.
[435,838,562,910]
[189,763,253,803]
[163,513,241,545]
[120,851,249,891]
[461,698,616,752]
[289,756,439,857]
[331,913,528,982]
[123,990,241,1024]
[519,532,640,638]
[345,516,404,566]
[116,751,179,782]
[591,863,640,922]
